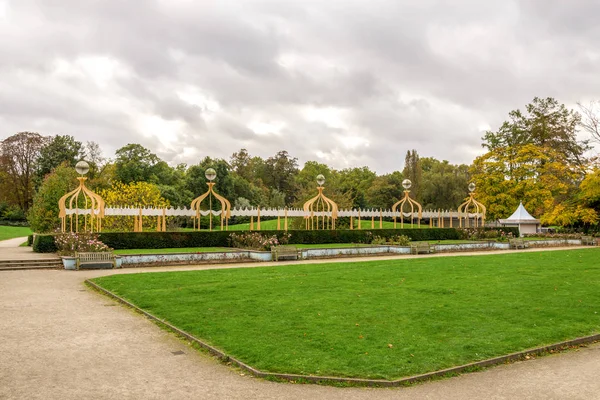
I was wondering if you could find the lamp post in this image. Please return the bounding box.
[205,168,216,230]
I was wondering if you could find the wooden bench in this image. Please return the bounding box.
[76,252,116,270]
[509,239,528,249]
[410,243,433,255]
[581,236,597,246]
[271,245,300,261]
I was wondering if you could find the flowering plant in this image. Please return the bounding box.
[54,232,113,256]
[229,232,291,251]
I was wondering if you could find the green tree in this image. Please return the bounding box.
[420,158,470,209]
[35,135,82,185]
[403,150,423,201]
[263,151,299,204]
[0,132,46,212]
[185,158,234,205]
[114,143,163,184]
[28,163,78,232]
[337,166,376,209]
[365,171,404,210]
[483,97,589,170]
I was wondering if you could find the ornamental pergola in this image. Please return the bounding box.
[59,165,486,232]
[58,161,105,233]
[302,174,338,230]
[392,179,423,228]
[457,183,486,228]
[190,168,232,231]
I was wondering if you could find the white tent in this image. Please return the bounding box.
[498,202,540,236]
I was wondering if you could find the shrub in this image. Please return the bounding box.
[33,234,58,253]
[229,232,291,251]
[54,232,113,256]
[371,235,411,246]
[458,227,519,240]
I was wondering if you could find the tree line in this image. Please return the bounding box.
[1,97,599,232]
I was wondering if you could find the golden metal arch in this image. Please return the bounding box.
[190,182,232,231]
[303,186,338,230]
[58,177,105,233]
[392,191,422,228]
[458,192,486,228]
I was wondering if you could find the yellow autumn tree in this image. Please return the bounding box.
[99,181,170,231]
[471,144,579,223]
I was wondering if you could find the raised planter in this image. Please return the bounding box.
[61,256,77,270]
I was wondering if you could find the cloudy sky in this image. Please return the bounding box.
[1,0,599,173]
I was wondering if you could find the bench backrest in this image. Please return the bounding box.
[76,252,114,261]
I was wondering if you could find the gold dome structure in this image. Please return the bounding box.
[190,168,232,231]
[58,161,105,233]
[303,175,338,230]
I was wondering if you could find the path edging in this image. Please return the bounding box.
[85,279,600,387]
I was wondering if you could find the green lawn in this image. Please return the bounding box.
[180,218,426,231]
[0,226,32,241]
[355,219,426,229]
[93,248,600,380]
[114,247,234,255]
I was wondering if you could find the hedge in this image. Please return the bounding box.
[33,234,58,253]
[32,227,521,252]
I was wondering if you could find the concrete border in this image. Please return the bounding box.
[86,279,600,387]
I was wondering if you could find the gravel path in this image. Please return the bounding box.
[1,249,599,399]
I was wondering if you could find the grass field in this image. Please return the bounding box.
[181,218,424,231]
[0,226,32,241]
[113,247,233,255]
[93,248,600,380]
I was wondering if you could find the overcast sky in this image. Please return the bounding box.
[1,0,599,173]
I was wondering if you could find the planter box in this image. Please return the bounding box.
[61,256,77,270]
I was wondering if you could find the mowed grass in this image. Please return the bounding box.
[181,218,425,231]
[114,247,233,255]
[92,248,600,380]
[355,219,426,229]
[0,226,32,241]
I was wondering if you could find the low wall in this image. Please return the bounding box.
[119,250,270,266]
[115,239,587,267]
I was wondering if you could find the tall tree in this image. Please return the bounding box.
[472,144,579,222]
[114,143,164,184]
[81,141,105,179]
[365,171,404,210]
[420,158,470,209]
[27,163,78,233]
[483,97,589,170]
[0,132,46,212]
[185,158,234,205]
[337,166,376,209]
[263,151,299,204]
[578,101,600,144]
[402,150,422,200]
[230,148,253,181]
[35,135,83,184]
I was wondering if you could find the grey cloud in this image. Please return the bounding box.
[1,0,599,173]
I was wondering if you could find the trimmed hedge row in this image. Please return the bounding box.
[101,229,466,249]
[100,231,232,250]
[33,234,58,253]
[32,227,520,252]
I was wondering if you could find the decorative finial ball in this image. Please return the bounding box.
[468,182,476,192]
[316,174,325,186]
[75,160,90,175]
[205,168,217,181]
[402,179,412,190]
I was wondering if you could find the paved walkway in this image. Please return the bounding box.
[0,237,59,261]
[1,248,600,399]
